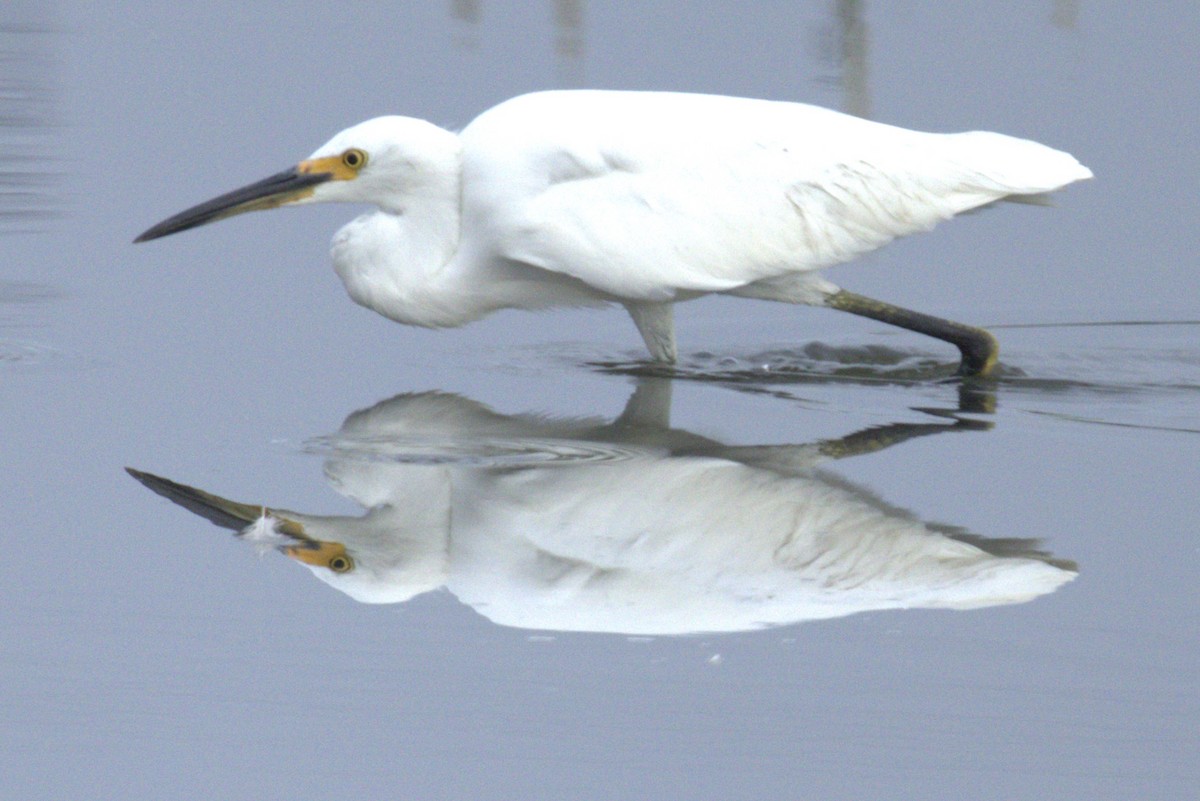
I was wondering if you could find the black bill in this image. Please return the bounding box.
[134,166,333,243]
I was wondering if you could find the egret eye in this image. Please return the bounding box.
[328,554,354,573]
[342,148,367,170]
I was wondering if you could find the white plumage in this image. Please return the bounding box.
[126,388,1077,635]
[461,92,1086,298]
[138,90,1091,372]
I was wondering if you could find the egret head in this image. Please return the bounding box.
[125,465,451,605]
[237,507,448,605]
[134,116,461,242]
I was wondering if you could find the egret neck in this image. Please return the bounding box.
[330,127,470,329]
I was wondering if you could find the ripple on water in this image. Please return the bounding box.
[0,281,62,305]
[0,19,60,233]
[1,281,65,368]
[305,434,655,467]
[589,342,1021,385]
[0,338,71,369]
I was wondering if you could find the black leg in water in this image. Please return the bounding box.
[827,290,999,377]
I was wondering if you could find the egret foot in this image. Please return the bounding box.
[826,290,999,377]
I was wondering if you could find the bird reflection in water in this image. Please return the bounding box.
[128,380,1075,635]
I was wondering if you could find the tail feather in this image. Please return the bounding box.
[952,130,1093,195]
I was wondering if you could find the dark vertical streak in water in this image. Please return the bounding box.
[449,0,482,50]
[809,1,872,120]
[1051,0,1079,30]
[835,0,870,119]
[552,0,585,87]
[447,2,586,85]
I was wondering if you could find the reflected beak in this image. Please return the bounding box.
[134,163,334,243]
[125,466,353,573]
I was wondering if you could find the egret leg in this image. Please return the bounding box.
[624,301,678,363]
[826,290,999,377]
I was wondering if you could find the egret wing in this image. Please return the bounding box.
[462,91,1089,301]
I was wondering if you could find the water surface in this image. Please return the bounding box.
[2,3,1197,800]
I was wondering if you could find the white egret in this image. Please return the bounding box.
[127,385,1076,634]
[136,90,1092,375]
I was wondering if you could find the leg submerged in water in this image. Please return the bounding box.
[826,290,999,377]
[625,300,678,364]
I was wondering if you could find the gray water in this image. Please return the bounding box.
[2,3,1197,800]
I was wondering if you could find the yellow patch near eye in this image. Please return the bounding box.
[284,539,354,572]
[299,153,363,181]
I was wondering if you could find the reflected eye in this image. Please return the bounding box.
[328,554,354,573]
[341,148,367,170]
